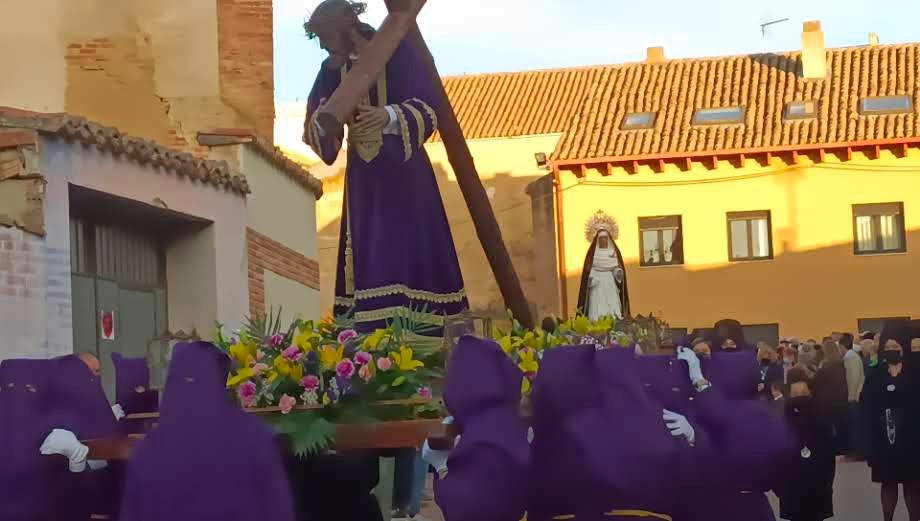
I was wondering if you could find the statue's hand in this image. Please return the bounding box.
[614,267,625,284]
[351,102,389,135]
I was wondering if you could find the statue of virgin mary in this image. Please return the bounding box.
[576,211,629,320]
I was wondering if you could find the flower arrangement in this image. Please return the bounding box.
[215,307,445,456]
[492,312,666,395]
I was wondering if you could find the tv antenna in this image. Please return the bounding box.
[760,16,790,38]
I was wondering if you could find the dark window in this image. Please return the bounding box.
[785,100,818,120]
[853,203,906,255]
[622,112,657,130]
[859,95,912,115]
[693,106,745,125]
[727,211,773,261]
[639,215,683,266]
[743,324,780,347]
[858,317,910,336]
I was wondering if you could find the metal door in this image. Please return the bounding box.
[70,216,167,402]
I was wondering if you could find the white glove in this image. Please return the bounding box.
[527,426,535,444]
[422,416,455,478]
[40,429,89,473]
[677,347,705,384]
[112,404,126,421]
[88,460,108,470]
[663,409,696,445]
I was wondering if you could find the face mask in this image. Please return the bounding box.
[883,350,903,365]
[783,357,793,365]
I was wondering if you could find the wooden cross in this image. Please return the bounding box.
[314,0,535,329]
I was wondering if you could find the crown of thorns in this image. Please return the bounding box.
[304,1,368,39]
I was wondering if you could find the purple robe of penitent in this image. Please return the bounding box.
[304,38,468,332]
[111,352,159,435]
[0,359,63,521]
[118,341,294,521]
[48,355,123,520]
[434,336,531,521]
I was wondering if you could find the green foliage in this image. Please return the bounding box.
[268,411,335,458]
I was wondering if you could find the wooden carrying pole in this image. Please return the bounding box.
[315,0,535,329]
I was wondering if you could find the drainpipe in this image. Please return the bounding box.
[552,165,569,319]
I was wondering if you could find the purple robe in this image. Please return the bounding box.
[528,347,678,521]
[690,353,794,521]
[46,355,124,520]
[434,336,530,521]
[0,359,63,521]
[304,38,468,332]
[111,353,159,435]
[118,342,294,521]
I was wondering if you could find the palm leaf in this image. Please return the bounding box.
[268,411,335,459]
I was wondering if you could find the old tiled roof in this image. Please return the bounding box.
[0,107,250,195]
[552,43,920,162]
[437,66,605,140]
[197,129,324,199]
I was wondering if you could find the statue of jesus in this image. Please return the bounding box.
[303,0,468,332]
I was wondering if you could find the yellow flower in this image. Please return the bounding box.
[227,367,254,387]
[272,356,305,382]
[498,336,514,354]
[521,377,531,395]
[390,346,424,372]
[228,341,255,368]
[319,345,344,370]
[521,331,540,349]
[517,349,539,374]
[573,315,590,335]
[363,329,388,351]
[293,329,319,352]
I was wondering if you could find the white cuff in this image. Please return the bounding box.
[383,105,400,135]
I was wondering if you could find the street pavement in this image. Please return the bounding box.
[418,461,906,521]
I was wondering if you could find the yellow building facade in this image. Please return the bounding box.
[553,148,920,340]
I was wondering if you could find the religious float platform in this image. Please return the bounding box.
[80,310,669,459]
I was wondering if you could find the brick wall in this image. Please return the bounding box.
[0,226,73,360]
[217,0,275,141]
[247,228,320,318]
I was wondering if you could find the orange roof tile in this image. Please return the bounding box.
[551,43,920,162]
[437,66,605,140]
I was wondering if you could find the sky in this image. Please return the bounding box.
[273,0,920,103]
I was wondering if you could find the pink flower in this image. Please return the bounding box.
[279,394,296,415]
[282,345,302,362]
[269,334,285,347]
[256,349,266,361]
[252,363,269,376]
[238,381,257,407]
[336,358,356,379]
[358,364,374,383]
[376,357,393,372]
[337,329,358,344]
[417,387,432,399]
[300,375,320,392]
[354,351,372,366]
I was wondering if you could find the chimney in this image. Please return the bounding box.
[646,46,666,64]
[869,32,880,46]
[801,21,827,79]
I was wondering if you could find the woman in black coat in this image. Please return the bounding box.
[776,368,836,521]
[861,321,920,521]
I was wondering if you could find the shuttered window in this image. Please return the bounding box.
[853,203,906,255]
